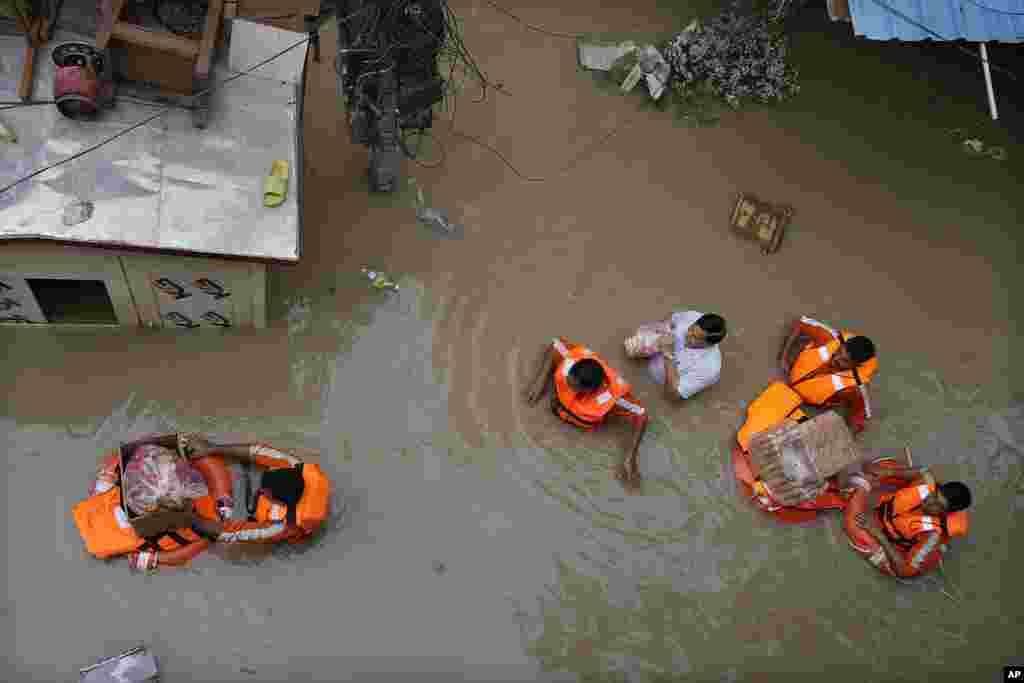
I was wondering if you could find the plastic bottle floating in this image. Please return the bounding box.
[361,267,399,292]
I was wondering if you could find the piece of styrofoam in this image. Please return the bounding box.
[228,19,307,85]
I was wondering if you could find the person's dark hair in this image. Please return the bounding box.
[696,314,727,344]
[845,336,876,364]
[569,358,606,392]
[940,481,972,512]
[261,464,306,524]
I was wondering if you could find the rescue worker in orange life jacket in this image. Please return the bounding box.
[854,464,972,578]
[778,316,878,435]
[525,338,648,491]
[184,436,330,545]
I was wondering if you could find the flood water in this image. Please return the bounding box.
[3,1,1023,681]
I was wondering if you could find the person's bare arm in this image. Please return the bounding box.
[611,397,647,492]
[526,342,559,404]
[181,435,254,462]
[656,335,682,400]
[627,415,647,467]
[663,355,682,400]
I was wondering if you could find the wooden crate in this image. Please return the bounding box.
[749,411,862,505]
[729,192,793,255]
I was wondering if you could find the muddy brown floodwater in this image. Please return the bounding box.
[3,1,1023,681]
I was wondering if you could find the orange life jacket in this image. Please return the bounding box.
[789,330,878,406]
[876,482,969,549]
[73,487,201,559]
[551,340,631,431]
[737,381,810,452]
[252,462,331,536]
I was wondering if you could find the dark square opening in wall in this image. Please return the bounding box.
[26,279,118,324]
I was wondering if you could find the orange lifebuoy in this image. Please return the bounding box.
[191,455,235,522]
[152,536,211,566]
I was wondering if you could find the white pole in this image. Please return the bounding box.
[980,42,999,121]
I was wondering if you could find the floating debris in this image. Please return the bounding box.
[0,115,16,143]
[63,200,95,227]
[949,128,1007,161]
[637,46,671,101]
[432,560,447,574]
[578,41,638,72]
[416,206,464,239]
[361,267,399,292]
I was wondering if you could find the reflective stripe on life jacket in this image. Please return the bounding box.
[552,340,630,431]
[789,330,878,406]
[876,482,968,548]
[737,381,809,452]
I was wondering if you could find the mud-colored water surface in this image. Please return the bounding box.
[3,1,1023,681]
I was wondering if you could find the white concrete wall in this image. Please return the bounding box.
[0,242,267,328]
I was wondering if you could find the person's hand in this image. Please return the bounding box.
[192,516,224,539]
[525,381,542,405]
[613,461,642,494]
[656,334,675,356]
[179,433,212,459]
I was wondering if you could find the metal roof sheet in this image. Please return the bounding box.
[848,0,1024,42]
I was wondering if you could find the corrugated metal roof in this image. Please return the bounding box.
[848,0,1024,42]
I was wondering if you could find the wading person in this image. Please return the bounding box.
[183,435,331,545]
[738,316,878,450]
[623,312,726,401]
[778,316,877,434]
[845,463,971,578]
[525,338,648,491]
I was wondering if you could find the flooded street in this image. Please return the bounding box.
[3,1,1023,680]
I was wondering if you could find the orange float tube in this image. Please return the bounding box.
[191,455,235,522]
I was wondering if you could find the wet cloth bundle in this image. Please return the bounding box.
[122,444,208,515]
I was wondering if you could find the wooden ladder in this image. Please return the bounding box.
[96,0,225,127]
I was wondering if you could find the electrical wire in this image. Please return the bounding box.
[864,0,1019,81]
[0,36,310,198]
[0,99,57,110]
[962,0,1024,16]
[482,0,584,39]
[402,128,446,168]
[444,120,632,183]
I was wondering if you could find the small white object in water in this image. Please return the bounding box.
[63,200,95,226]
[361,267,399,292]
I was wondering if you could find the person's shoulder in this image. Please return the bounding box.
[703,344,723,371]
[672,310,702,325]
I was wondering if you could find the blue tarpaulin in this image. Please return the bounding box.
[848,0,1024,43]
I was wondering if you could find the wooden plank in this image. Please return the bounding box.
[219,0,239,51]
[112,23,200,59]
[828,0,852,22]
[96,0,129,50]
[113,42,195,94]
[119,255,162,327]
[237,0,319,16]
[196,0,226,79]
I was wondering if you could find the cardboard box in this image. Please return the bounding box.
[118,434,195,539]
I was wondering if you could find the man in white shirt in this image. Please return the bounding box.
[625,311,726,400]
